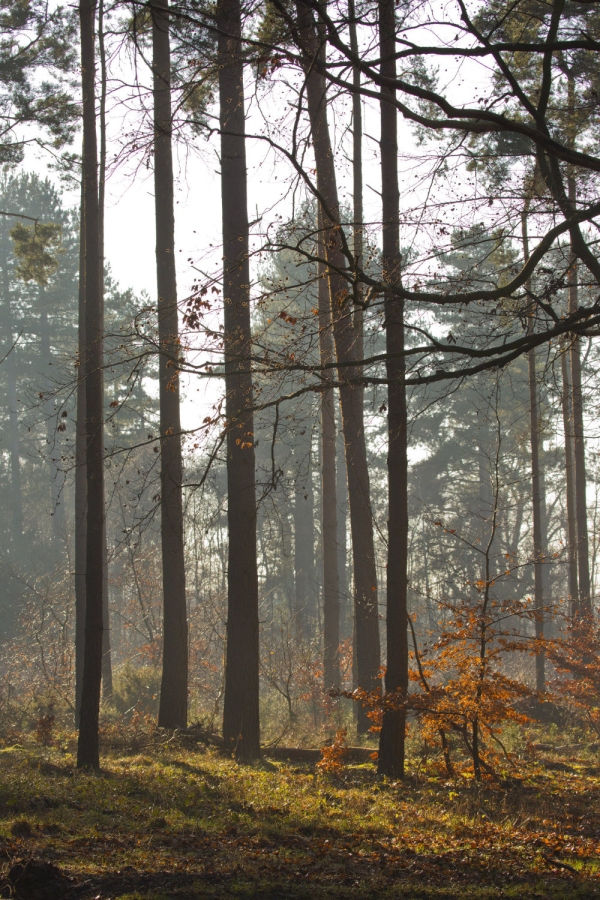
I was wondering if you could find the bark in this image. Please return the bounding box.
[295,0,380,733]
[318,218,341,692]
[377,0,408,778]
[219,0,261,762]
[153,0,188,729]
[75,177,86,728]
[98,0,112,700]
[560,342,578,615]
[77,0,104,770]
[523,208,545,691]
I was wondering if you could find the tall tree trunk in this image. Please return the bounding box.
[560,341,578,615]
[77,0,104,770]
[98,0,113,699]
[153,0,188,729]
[377,0,408,778]
[522,207,545,692]
[318,218,341,692]
[219,0,261,762]
[75,177,86,728]
[336,422,349,632]
[39,304,67,547]
[568,178,591,617]
[293,423,315,638]
[566,72,591,618]
[1,263,23,542]
[296,0,380,733]
[348,0,363,399]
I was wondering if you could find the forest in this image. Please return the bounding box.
[0,0,600,897]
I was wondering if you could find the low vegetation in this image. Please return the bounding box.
[0,722,599,899]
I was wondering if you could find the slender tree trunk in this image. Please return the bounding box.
[39,304,67,547]
[153,0,188,729]
[523,207,545,691]
[296,0,380,733]
[560,342,579,615]
[348,0,364,396]
[565,70,591,617]
[219,0,261,762]
[377,0,408,778]
[77,0,104,770]
[318,217,341,692]
[336,422,349,632]
[2,264,23,541]
[293,424,315,638]
[568,177,591,617]
[98,0,112,699]
[75,177,86,728]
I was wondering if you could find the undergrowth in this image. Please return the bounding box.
[0,722,598,898]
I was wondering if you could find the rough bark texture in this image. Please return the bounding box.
[153,0,188,729]
[219,0,261,762]
[318,219,340,692]
[77,0,104,771]
[377,0,408,778]
[296,0,380,733]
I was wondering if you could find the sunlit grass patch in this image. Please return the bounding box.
[0,734,598,898]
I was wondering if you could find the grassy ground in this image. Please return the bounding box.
[0,730,599,899]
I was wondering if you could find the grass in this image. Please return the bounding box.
[0,728,599,898]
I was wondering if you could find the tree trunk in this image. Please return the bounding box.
[219,0,261,762]
[296,0,380,734]
[153,0,188,729]
[560,342,578,616]
[1,264,23,542]
[98,0,112,701]
[348,0,364,397]
[77,0,104,771]
[523,208,545,691]
[293,423,315,638]
[377,0,408,778]
[336,422,349,634]
[318,217,340,692]
[75,177,86,728]
[568,181,591,617]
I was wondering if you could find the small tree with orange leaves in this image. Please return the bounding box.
[408,591,536,779]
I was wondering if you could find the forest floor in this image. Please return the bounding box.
[0,728,599,899]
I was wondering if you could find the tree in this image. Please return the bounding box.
[377,0,409,778]
[0,0,78,164]
[317,210,341,692]
[219,0,261,762]
[77,0,104,771]
[293,0,381,733]
[153,0,188,730]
